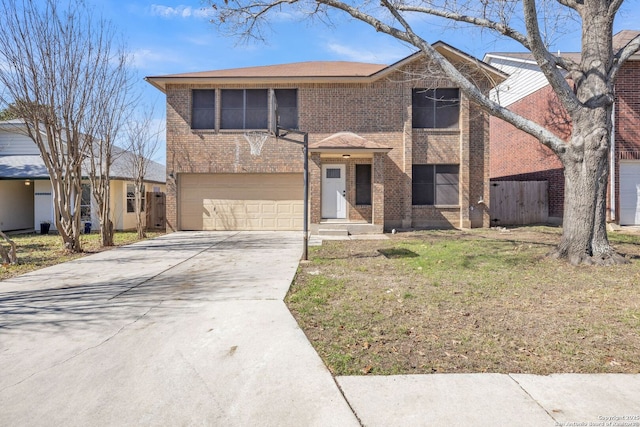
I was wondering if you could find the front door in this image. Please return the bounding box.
[321,164,346,219]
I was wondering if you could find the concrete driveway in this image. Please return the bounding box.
[0,231,359,426]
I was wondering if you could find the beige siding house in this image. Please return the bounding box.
[146,42,505,234]
[0,120,166,232]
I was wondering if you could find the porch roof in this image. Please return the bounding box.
[0,153,166,184]
[309,132,392,153]
[0,155,49,179]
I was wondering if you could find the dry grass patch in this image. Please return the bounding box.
[286,227,640,375]
[0,231,164,281]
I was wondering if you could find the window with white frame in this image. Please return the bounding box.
[80,183,91,221]
[126,184,145,213]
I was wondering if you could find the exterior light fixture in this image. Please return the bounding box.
[25,180,31,186]
[342,154,351,159]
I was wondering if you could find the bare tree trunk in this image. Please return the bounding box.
[552,108,626,265]
[135,185,146,239]
[0,229,17,265]
[100,194,115,247]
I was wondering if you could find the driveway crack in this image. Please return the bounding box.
[109,232,240,300]
[1,304,158,393]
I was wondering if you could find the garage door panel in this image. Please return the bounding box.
[179,173,303,231]
[620,162,640,226]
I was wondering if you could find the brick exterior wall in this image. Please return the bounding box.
[164,57,493,231]
[489,84,569,219]
[490,60,640,223]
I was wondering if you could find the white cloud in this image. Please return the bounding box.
[326,42,409,64]
[149,4,215,19]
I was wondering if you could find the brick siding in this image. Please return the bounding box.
[490,84,569,219]
[490,61,640,222]
[164,57,493,231]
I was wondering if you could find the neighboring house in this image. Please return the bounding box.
[485,30,640,225]
[0,119,166,232]
[145,42,506,234]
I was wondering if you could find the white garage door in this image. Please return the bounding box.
[179,173,303,231]
[619,161,640,225]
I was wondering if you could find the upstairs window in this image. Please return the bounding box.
[274,89,298,130]
[221,89,268,130]
[412,165,459,205]
[412,88,460,129]
[192,89,215,129]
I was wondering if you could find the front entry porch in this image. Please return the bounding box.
[311,219,383,236]
[308,132,391,236]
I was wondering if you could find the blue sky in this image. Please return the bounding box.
[90,1,639,165]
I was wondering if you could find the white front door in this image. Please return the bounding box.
[322,164,346,219]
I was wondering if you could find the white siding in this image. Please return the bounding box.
[485,56,553,107]
[0,128,41,155]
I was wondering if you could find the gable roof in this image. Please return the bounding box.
[484,30,640,64]
[145,41,507,91]
[0,120,165,183]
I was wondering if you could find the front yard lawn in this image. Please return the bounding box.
[1,231,164,281]
[286,227,640,375]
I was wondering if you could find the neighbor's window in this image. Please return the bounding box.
[355,164,372,205]
[80,183,91,221]
[192,89,216,129]
[412,165,459,205]
[126,184,146,213]
[412,88,460,129]
[221,89,268,129]
[274,89,298,130]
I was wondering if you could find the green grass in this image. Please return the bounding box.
[286,227,640,375]
[1,231,164,281]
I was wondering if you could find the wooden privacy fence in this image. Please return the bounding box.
[490,181,549,226]
[145,192,166,230]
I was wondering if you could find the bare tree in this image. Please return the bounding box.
[124,107,163,239]
[0,0,130,252]
[210,0,640,265]
[85,51,138,247]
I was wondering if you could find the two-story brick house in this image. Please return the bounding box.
[485,30,640,226]
[146,41,505,234]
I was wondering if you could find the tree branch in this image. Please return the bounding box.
[317,0,567,155]
[522,0,580,114]
[396,4,530,49]
[609,34,640,82]
[555,0,582,12]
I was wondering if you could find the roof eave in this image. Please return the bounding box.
[145,75,386,92]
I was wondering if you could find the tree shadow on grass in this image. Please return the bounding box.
[377,248,420,259]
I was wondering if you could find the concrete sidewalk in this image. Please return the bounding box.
[1,231,639,426]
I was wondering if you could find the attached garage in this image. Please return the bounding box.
[619,161,640,225]
[178,173,303,231]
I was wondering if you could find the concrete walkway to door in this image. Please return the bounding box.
[0,231,359,426]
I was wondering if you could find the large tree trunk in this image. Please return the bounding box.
[552,108,626,265]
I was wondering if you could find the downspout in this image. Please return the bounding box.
[610,101,616,222]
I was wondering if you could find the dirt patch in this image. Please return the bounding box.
[286,227,640,375]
